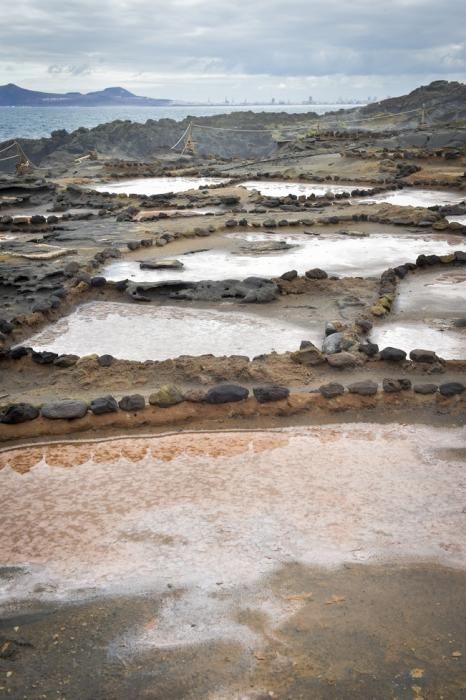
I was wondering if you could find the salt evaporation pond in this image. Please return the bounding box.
[103,231,463,282]
[26,301,313,361]
[92,176,228,196]
[363,188,466,208]
[371,322,465,359]
[0,425,464,613]
[240,180,359,197]
[370,267,466,358]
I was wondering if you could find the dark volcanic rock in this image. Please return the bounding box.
[206,384,249,404]
[413,383,438,394]
[348,380,378,396]
[9,346,30,360]
[97,354,114,367]
[280,270,298,281]
[0,319,13,334]
[31,350,59,365]
[253,385,289,403]
[305,268,328,280]
[118,394,146,411]
[359,341,379,357]
[1,403,39,424]
[54,354,79,368]
[380,347,407,361]
[383,378,412,393]
[41,400,88,420]
[319,382,345,399]
[89,395,119,414]
[439,382,465,397]
[409,348,440,363]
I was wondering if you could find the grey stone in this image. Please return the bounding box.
[319,382,345,399]
[206,384,249,404]
[31,350,58,365]
[348,380,378,396]
[1,403,39,424]
[183,388,208,403]
[409,349,440,363]
[118,394,146,411]
[54,354,79,368]
[89,395,119,415]
[383,378,412,393]
[41,400,88,420]
[380,347,407,361]
[253,385,289,403]
[359,341,379,357]
[97,354,114,367]
[305,268,328,280]
[280,270,298,281]
[439,382,465,397]
[413,383,438,395]
[326,351,358,368]
[322,332,343,354]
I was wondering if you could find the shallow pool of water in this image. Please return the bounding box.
[92,176,228,196]
[395,268,466,317]
[447,215,466,225]
[103,231,463,282]
[363,188,466,208]
[240,180,359,197]
[0,424,464,611]
[371,321,465,359]
[26,301,313,360]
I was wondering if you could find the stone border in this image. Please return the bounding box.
[0,382,465,444]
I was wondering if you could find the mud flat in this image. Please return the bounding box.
[103,230,463,282]
[0,425,465,698]
[24,301,313,361]
[93,176,228,196]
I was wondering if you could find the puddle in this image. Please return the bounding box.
[25,301,313,360]
[370,321,465,359]
[0,424,464,609]
[447,214,466,225]
[240,180,360,197]
[92,176,228,196]
[395,268,466,317]
[103,231,463,281]
[362,188,466,208]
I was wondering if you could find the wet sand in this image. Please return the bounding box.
[0,425,465,698]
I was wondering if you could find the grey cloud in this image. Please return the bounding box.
[0,0,465,98]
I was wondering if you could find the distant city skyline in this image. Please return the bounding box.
[1,1,464,103]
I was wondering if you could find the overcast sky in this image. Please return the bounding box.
[1,0,465,102]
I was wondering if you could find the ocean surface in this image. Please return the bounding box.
[0,104,362,141]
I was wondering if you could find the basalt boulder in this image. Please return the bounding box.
[319,382,345,399]
[41,400,88,420]
[253,385,289,403]
[348,380,378,396]
[380,347,407,362]
[206,384,249,404]
[439,382,465,397]
[1,403,39,424]
[119,394,146,411]
[89,395,119,415]
[413,383,438,394]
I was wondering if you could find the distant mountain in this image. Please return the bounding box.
[0,83,174,107]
